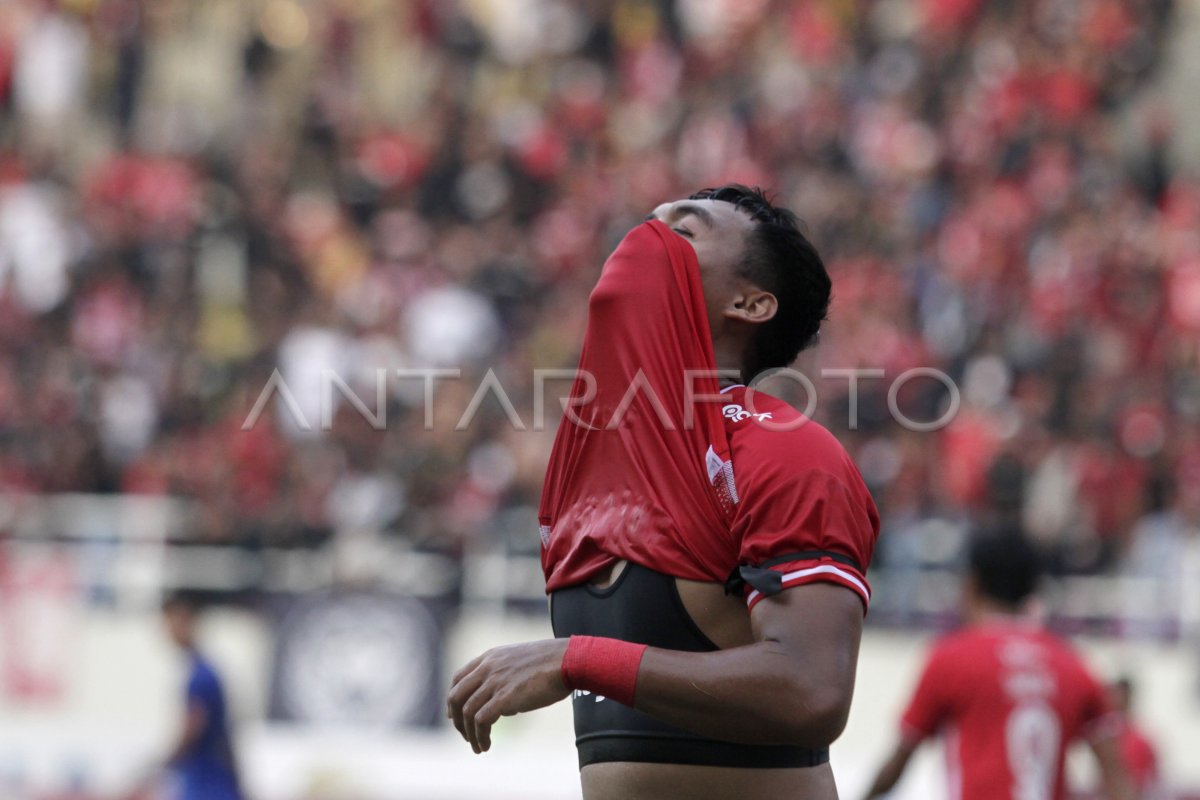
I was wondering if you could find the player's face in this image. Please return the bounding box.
[648,198,771,339]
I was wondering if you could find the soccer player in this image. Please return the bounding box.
[861,532,1134,800]
[160,593,243,800]
[448,186,880,799]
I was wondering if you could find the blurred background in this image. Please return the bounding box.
[1,0,1199,797]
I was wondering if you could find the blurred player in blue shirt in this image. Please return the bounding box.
[161,593,243,800]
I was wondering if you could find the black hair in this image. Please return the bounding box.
[688,184,831,382]
[967,528,1044,609]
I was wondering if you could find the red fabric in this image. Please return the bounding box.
[84,154,198,239]
[900,623,1117,800]
[561,635,647,707]
[539,221,737,590]
[539,221,879,607]
[939,410,1003,509]
[356,131,430,187]
[920,0,982,33]
[1119,720,1159,791]
[1169,256,1200,332]
[722,386,878,610]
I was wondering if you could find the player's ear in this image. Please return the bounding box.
[724,289,777,325]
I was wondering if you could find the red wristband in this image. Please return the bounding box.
[561,635,647,707]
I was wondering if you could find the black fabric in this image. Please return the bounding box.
[550,562,830,770]
[726,564,784,597]
[723,550,864,598]
[756,550,862,571]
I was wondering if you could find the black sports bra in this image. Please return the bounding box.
[549,562,829,769]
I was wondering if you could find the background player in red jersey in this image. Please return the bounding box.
[447,186,880,799]
[862,532,1133,800]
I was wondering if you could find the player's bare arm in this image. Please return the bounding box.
[861,739,917,800]
[1090,733,1137,800]
[448,582,862,754]
[166,701,209,765]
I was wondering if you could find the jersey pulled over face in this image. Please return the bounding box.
[900,623,1118,800]
[538,218,879,610]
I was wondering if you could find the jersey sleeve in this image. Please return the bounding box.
[733,423,880,611]
[899,644,954,744]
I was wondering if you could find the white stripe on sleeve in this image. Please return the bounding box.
[746,563,870,606]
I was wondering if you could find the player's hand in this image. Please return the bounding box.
[447,638,571,753]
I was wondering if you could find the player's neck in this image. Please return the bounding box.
[711,337,746,389]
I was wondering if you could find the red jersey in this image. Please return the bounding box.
[900,622,1119,800]
[539,220,879,609]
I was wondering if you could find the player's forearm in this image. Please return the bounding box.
[164,706,206,766]
[631,640,852,748]
[1092,735,1136,800]
[1101,768,1136,800]
[862,745,914,799]
[1099,756,1136,800]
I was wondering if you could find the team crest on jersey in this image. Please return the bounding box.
[722,403,772,423]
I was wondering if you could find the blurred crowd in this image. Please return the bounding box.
[0,0,1198,605]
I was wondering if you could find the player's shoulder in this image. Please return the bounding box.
[1025,630,1111,712]
[722,386,853,471]
[909,628,987,687]
[1032,628,1096,674]
[188,654,221,689]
